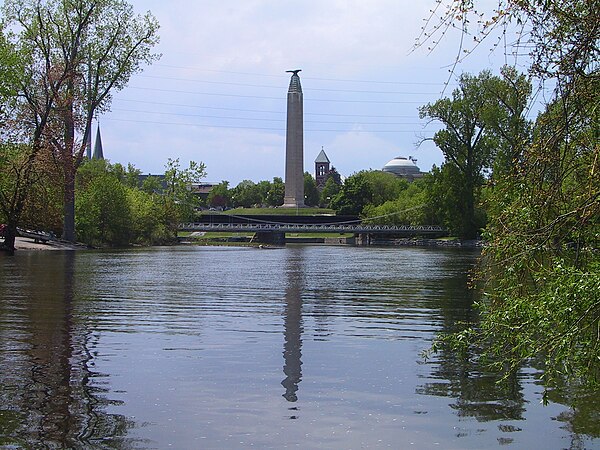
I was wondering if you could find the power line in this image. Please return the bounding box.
[152,64,450,86]
[103,116,431,133]
[135,74,440,95]
[127,85,426,104]
[115,98,419,118]
[111,107,428,126]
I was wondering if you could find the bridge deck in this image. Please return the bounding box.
[179,223,447,235]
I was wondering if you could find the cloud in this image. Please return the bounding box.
[101,0,514,186]
[144,0,437,75]
[103,116,286,183]
[316,130,404,176]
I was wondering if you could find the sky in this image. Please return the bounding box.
[99,0,529,185]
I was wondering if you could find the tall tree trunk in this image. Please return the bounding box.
[463,174,477,240]
[62,170,76,242]
[61,83,77,243]
[1,221,17,255]
[0,141,45,254]
[61,93,76,242]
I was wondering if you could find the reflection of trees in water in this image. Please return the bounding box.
[417,250,600,443]
[281,248,304,407]
[0,252,137,448]
[545,383,600,443]
[417,357,526,423]
[416,250,528,427]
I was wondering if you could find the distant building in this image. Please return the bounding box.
[137,174,218,201]
[92,124,104,160]
[314,147,330,188]
[190,182,219,200]
[84,123,104,160]
[382,156,424,181]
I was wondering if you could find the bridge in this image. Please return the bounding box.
[179,216,447,245]
[179,222,446,235]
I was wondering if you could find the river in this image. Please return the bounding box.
[0,245,598,449]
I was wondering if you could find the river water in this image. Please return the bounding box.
[0,245,598,449]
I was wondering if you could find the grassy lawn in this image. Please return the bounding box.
[200,207,335,216]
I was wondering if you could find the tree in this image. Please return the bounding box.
[0,24,54,253]
[266,177,284,207]
[303,172,319,207]
[163,158,206,232]
[331,172,370,215]
[319,176,340,208]
[18,147,64,234]
[0,27,20,106]
[325,166,342,186]
[141,175,163,194]
[364,170,407,206]
[111,162,142,188]
[3,0,160,242]
[422,0,600,390]
[255,180,271,206]
[207,181,231,208]
[126,186,170,245]
[477,87,600,388]
[75,158,176,246]
[231,180,261,208]
[75,163,131,246]
[331,170,406,216]
[426,165,461,231]
[362,179,430,226]
[485,66,533,178]
[419,71,501,239]
[0,145,40,252]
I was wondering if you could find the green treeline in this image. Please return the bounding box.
[206,69,545,240]
[421,0,600,392]
[74,158,205,247]
[0,0,160,251]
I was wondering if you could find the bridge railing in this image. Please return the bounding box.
[179,222,447,234]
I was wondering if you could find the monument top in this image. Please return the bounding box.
[286,69,302,94]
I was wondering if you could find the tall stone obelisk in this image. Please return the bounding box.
[283,69,305,208]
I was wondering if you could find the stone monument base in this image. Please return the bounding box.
[282,200,306,208]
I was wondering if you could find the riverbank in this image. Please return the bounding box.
[9,237,87,251]
[370,237,483,248]
[6,235,483,251]
[181,233,483,248]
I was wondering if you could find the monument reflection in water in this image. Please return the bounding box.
[281,249,304,407]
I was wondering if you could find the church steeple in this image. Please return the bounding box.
[315,147,330,188]
[92,124,104,160]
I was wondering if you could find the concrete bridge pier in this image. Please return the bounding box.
[253,231,286,246]
[355,233,372,246]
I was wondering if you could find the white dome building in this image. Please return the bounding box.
[382,156,423,180]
